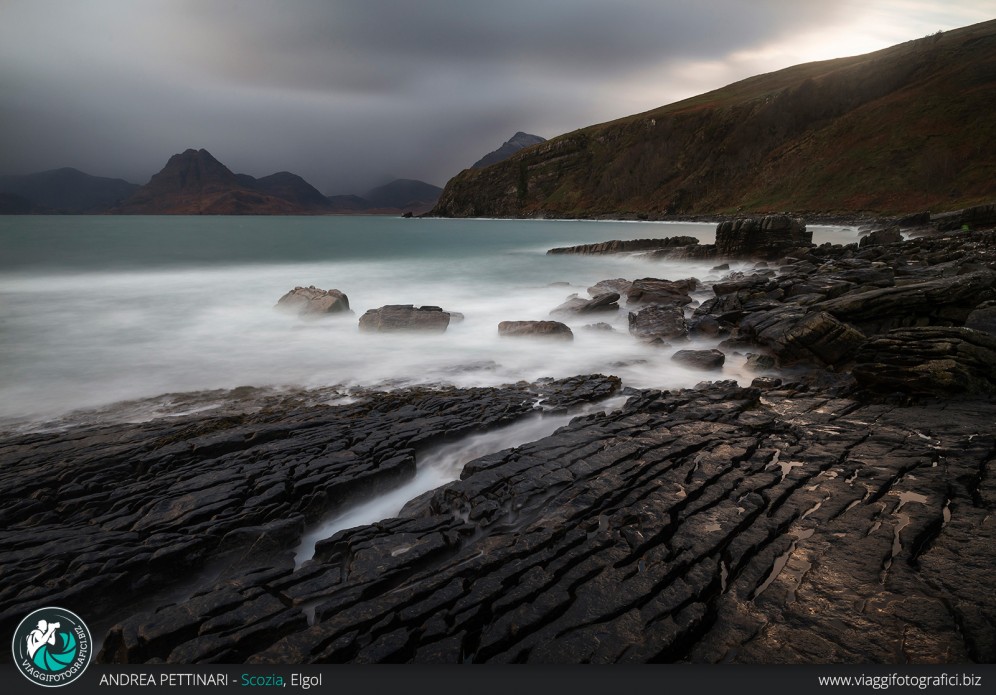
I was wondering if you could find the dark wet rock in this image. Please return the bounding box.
[626,277,698,306]
[744,353,776,372]
[0,376,622,653]
[551,292,620,316]
[853,326,996,396]
[712,274,775,296]
[628,305,687,342]
[66,382,994,664]
[497,320,573,340]
[815,270,996,335]
[749,376,782,389]
[858,226,902,247]
[0,378,996,665]
[740,308,867,368]
[648,243,719,261]
[671,348,725,370]
[715,215,812,259]
[588,278,633,298]
[547,237,699,255]
[582,322,615,332]
[827,266,895,288]
[687,315,724,339]
[359,305,450,333]
[711,263,730,271]
[897,211,931,228]
[782,277,855,300]
[931,203,996,232]
[695,288,782,325]
[276,286,352,316]
[965,301,996,336]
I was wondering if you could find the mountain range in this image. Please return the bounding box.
[0,150,444,215]
[6,18,993,219]
[433,19,996,218]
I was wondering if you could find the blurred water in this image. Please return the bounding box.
[0,215,859,425]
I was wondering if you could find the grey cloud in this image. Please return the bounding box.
[179,1,845,92]
[0,1,984,194]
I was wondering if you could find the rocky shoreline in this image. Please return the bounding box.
[1,217,994,664]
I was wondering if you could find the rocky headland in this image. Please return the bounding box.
[1,217,994,664]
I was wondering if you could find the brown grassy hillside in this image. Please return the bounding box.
[433,20,996,218]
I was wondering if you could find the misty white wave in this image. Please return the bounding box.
[0,219,859,426]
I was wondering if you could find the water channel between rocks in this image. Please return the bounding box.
[294,395,631,567]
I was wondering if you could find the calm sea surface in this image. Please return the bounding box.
[0,215,858,427]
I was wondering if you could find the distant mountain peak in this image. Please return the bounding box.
[115,148,330,214]
[471,132,546,169]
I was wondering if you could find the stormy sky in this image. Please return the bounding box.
[1,1,992,195]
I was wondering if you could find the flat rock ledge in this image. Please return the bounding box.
[0,375,620,656]
[1,376,990,664]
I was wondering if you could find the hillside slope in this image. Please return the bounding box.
[362,178,442,210]
[0,168,139,213]
[433,20,996,218]
[471,132,546,169]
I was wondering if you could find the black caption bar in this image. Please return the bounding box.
[0,664,992,695]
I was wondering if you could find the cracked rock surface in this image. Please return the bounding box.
[0,375,619,654]
[11,379,985,664]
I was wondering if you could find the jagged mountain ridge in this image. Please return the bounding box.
[432,20,996,218]
[112,149,440,215]
[115,149,310,214]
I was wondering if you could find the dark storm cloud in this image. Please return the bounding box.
[178,1,838,91]
[0,1,986,194]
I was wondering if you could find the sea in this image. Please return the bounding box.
[0,215,859,432]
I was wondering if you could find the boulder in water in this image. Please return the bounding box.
[858,226,902,247]
[671,349,726,371]
[276,286,351,316]
[498,321,573,340]
[715,215,811,259]
[626,278,697,306]
[359,305,450,333]
[628,305,687,342]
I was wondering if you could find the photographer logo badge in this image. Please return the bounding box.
[12,607,92,687]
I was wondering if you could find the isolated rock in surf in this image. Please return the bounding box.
[498,320,573,340]
[671,348,726,371]
[359,305,450,332]
[276,286,352,316]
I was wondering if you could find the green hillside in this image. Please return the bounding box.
[433,20,996,218]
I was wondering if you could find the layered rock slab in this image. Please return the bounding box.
[74,382,995,664]
[0,376,620,646]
